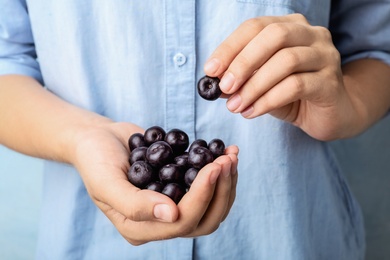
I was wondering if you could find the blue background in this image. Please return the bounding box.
[0,116,389,260]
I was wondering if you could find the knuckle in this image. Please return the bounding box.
[218,42,235,57]
[330,48,341,65]
[119,228,147,246]
[258,93,273,112]
[282,49,300,71]
[314,26,332,41]
[323,69,340,89]
[289,74,305,96]
[289,13,308,23]
[177,222,197,236]
[204,223,221,236]
[267,23,290,46]
[231,55,252,76]
[318,44,341,69]
[126,206,144,221]
[243,17,262,31]
[126,238,145,246]
[244,78,260,96]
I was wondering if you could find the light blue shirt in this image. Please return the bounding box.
[1,0,390,259]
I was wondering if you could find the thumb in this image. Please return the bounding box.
[94,178,179,223]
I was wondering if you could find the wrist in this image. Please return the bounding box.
[339,59,390,139]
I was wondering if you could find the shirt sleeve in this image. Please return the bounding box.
[0,0,43,84]
[329,0,390,66]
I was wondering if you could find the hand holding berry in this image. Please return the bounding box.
[203,13,389,141]
[70,122,238,245]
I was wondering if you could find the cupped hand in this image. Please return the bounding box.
[70,122,239,245]
[205,13,356,140]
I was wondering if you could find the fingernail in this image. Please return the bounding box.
[219,72,235,92]
[154,204,173,222]
[241,106,254,118]
[204,58,220,75]
[226,94,242,111]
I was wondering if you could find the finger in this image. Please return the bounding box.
[103,207,173,245]
[221,152,239,222]
[240,71,323,119]
[95,176,179,223]
[224,144,239,156]
[226,46,324,114]
[204,13,309,77]
[219,22,316,94]
[185,155,233,237]
[174,162,222,232]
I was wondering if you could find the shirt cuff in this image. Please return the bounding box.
[0,59,44,85]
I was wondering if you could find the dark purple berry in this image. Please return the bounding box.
[128,133,146,151]
[164,129,189,155]
[144,126,166,146]
[188,146,214,169]
[146,181,165,193]
[146,141,174,168]
[184,168,199,188]
[162,183,186,204]
[129,147,147,165]
[159,164,184,184]
[197,75,222,101]
[208,138,226,159]
[189,139,208,151]
[127,161,156,188]
[174,153,189,170]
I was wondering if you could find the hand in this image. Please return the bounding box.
[70,122,239,245]
[205,13,356,140]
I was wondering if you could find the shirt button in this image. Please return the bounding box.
[173,53,187,66]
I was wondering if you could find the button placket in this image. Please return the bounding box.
[164,0,196,143]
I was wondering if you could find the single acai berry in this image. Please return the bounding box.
[127,161,156,188]
[208,138,226,159]
[144,126,166,146]
[184,168,199,188]
[146,141,174,168]
[188,139,208,151]
[128,133,146,151]
[164,129,189,155]
[159,164,184,184]
[197,75,222,101]
[129,146,148,165]
[162,183,186,204]
[173,153,189,170]
[188,146,214,169]
[146,181,165,193]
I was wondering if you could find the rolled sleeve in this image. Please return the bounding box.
[329,1,390,66]
[0,0,43,84]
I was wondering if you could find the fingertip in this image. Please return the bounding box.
[219,71,236,94]
[123,188,179,223]
[225,145,239,155]
[145,190,179,222]
[153,203,179,222]
[204,58,221,76]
